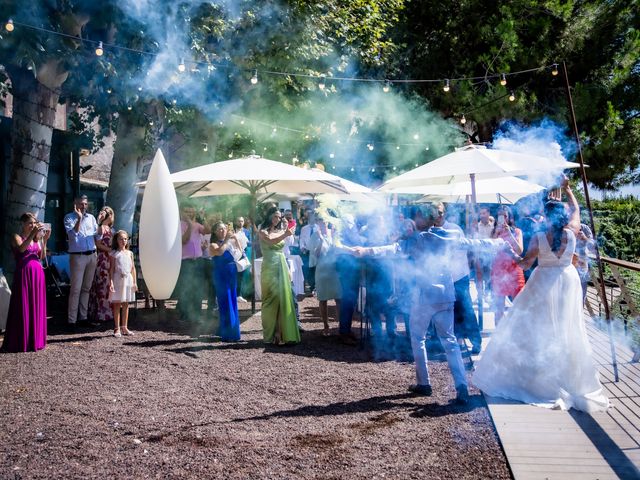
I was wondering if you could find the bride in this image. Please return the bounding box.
[472,177,609,413]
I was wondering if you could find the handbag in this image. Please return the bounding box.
[235,255,251,272]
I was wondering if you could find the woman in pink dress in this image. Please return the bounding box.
[88,206,114,323]
[2,213,49,352]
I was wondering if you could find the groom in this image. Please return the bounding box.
[407,210,505,404]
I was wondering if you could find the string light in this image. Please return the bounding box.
[500,73,507,86]
[413,134,419,140]
[367,144,374,151]
[148,121,154,126]
[509,91,516,102]
[106,88,112,94]
[460,114,466,125]
[350,167,355,172]
[329,153,335,158]
[95,41,104,56]
[127,105,132,111]
[383,81,391,93]
[443,79,450,92]
[396,146,400,150]
[0,20,559,88]
[318,75,326,90]
[178,59,186,72]
[250,69,258,85]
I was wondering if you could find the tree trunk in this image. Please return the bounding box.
[2,66,64,275]
[105,113,146,234]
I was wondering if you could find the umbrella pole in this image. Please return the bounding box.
[250,191,257,314]
[562,61,618,381]
[469,174,484,332]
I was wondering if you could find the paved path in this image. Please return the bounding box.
[478,299,640,479]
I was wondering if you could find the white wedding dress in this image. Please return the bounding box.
[473,229,609,413]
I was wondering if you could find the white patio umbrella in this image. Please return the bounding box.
[377,144,580,191]
[139,155,349,311]
[396,176,546,205]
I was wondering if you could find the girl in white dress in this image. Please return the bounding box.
[108,230,137,337]
[473,178,609,413]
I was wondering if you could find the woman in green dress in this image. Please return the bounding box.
[258,207,300,345]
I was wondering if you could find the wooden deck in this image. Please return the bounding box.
[478,303,640,479]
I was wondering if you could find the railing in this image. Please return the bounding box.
[586,255,640,362]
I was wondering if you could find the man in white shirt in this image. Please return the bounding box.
[298,211,316,293]
[475,207,494,305]
[64,195,100,325]
[434,203,482,354]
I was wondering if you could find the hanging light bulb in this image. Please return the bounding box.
[460,115,467,125]
[443,79,450,92]
[413,133,419,140]
[178,59,186,72]
[350,167,355,172]
[228,152,233,158]
[393,166,397,171]
[5,19,14,32]
[509,91,516,102]
[367,144,374,151]
[329,153,335,159]
[250,69,258,85]
[318,75,326,90]
[95,41,104,57]
[500,73,507,86]
[149,121,154,126]
[106,88,112,94]
[202,143,208,152]
[127,105,132,111]
[371,167,376,173]
[383,80,391,93]
[272,127,277,133]
[396,145,400,150]
[551,64,559,76]
[138,86,143,92]
[415,163,419,167]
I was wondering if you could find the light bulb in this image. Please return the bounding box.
[367,144,374,151]
[500,73,507,86]
[332,166,336,170]
[5,19,14,32]
[443,79,450,92]
[106,88,112,94]
[329,153,335,159]
[240,120,245,125]
[396,145,400,150]
[551,64,559,76]
[250,69,258,84]
[509,92,516,102]
[460,115,466,125]
[415,163,419,167]
[413,134,419,140]
[393,166,397,171]
[272,128,277,133]
[350,167,355,172]
[138,86,142,92]
[202,143,208,152]
[383,81,390,93]
[178,59,186,72]
[228,152,233,158]
[149,121,154,126]
[318,75,326,90]
[95,41,104,57]
[371,167,376,173]
[127,105,132,111]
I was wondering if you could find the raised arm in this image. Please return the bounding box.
[258,227,294,246]
[562,177,581,233]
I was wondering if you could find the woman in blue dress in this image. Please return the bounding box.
[209,222,241,341]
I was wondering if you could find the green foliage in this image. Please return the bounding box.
[593,197,640,262]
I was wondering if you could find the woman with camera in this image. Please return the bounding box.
[2,213,50,352]
[490,205,525,324]
[258,207,300,345]
[88,206,115,324]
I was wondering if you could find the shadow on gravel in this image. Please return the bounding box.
[231,393,423,422]
[409,394,485,418]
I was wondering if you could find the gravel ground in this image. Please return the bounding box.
[0,297,511,479]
